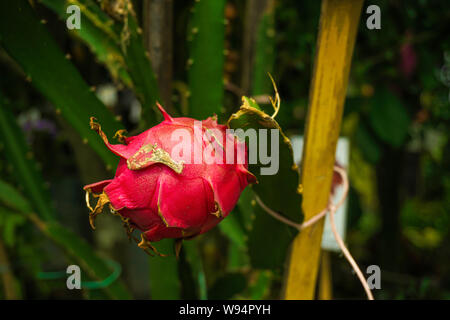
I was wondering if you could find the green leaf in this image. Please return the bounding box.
[43,221,132,299]
[228,97,303,269]
[369,89,411,148]
[238,187,297,270]
[218,211,246,249]
[0,97,55,221]
[183,239,207,300]
[0,179,132,299]
[40,0,132,87]
[63,0,122,39]
[0,0,123,169]
[222,205,251,271]
[0,207,26,247]
[148,239,181,299]
[236,186,255,232]
[187,0,226,119]
[252,2,276,96]
[0,179,33,214]
[247,201,297,269]
[122,12,161,127]
[248,270,271,299]
[355,120,382,163]
[45,0,160,114]
[226,241,249,271]
[207,272,247,300]
[228,98,303,223]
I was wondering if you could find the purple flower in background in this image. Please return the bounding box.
[19,109,58,144]
[399,32,417,79]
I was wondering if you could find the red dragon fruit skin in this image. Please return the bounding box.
[84,104,256,255]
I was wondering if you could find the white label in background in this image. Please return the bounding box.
[290,136,350,252]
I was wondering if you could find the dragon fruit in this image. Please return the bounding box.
[84,104,255,255]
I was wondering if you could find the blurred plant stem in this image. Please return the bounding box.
[376,148,403,270]
[0,238,20,299]
[283,0,363,299]
[143,0,174,113]
[241,0,274,96]
[187,0,225,119]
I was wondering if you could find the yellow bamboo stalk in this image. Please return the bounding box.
[283,0,363,299]
[318,250,333,300]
